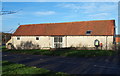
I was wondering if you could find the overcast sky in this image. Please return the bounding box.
[2,2,118,34]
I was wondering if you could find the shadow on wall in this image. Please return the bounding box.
[16,41,40,49]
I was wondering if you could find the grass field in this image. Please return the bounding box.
[2,61,69,76]
[2,46,116,57]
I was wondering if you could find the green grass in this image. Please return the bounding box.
[2,47,116,57]
[0,46,6,52]
[0,46,6,49]
[2,61,69,76]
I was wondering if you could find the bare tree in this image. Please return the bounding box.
[0,8,22,15]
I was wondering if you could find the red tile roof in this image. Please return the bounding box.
[116,37,120,43]
[13,20,115,36]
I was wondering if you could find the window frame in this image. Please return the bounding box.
[17,37,20,40]
[86,30,92,35]
[54,36,62,42]
[54,36,63,48]
[94,39,100,47]
[36,37,39,40]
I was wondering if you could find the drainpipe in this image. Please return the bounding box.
[66,36,67,48]
[49,36,50,49]
[113,20,116,51]
[106,36,108,50]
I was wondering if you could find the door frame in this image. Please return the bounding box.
[53,36,63,48]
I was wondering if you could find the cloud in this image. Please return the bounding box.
[57,3,117,13]
[57,3,98,13]
[88,13,110,19]
[35,11,56,15]
[57,3,81,10]
[98,4,117,12]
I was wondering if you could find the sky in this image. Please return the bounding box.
[1,2,119,34]
[2,0,119,2]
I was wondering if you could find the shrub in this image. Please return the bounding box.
[80,46,88,50]
[109,43,116,51]
[117,44,120,55]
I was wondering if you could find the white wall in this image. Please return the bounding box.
[6,36,114,50]
[66,36,114,50]
[9,36,52,49]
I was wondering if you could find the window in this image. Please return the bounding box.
[59,37,62,42]
[94,39,100,46]
[17,37,20,40]
[54,44,62,48]
[54,37,62,42]
[54,37,58,42]
[54,36,63,48]
[86,30,92,35]
[36,37,39,40]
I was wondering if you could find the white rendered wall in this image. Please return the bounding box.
[6,36,114,50]
[66,36,114,50]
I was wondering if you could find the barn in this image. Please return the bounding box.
[6,20,116,50]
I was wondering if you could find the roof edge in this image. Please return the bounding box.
[20,20,115,26]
